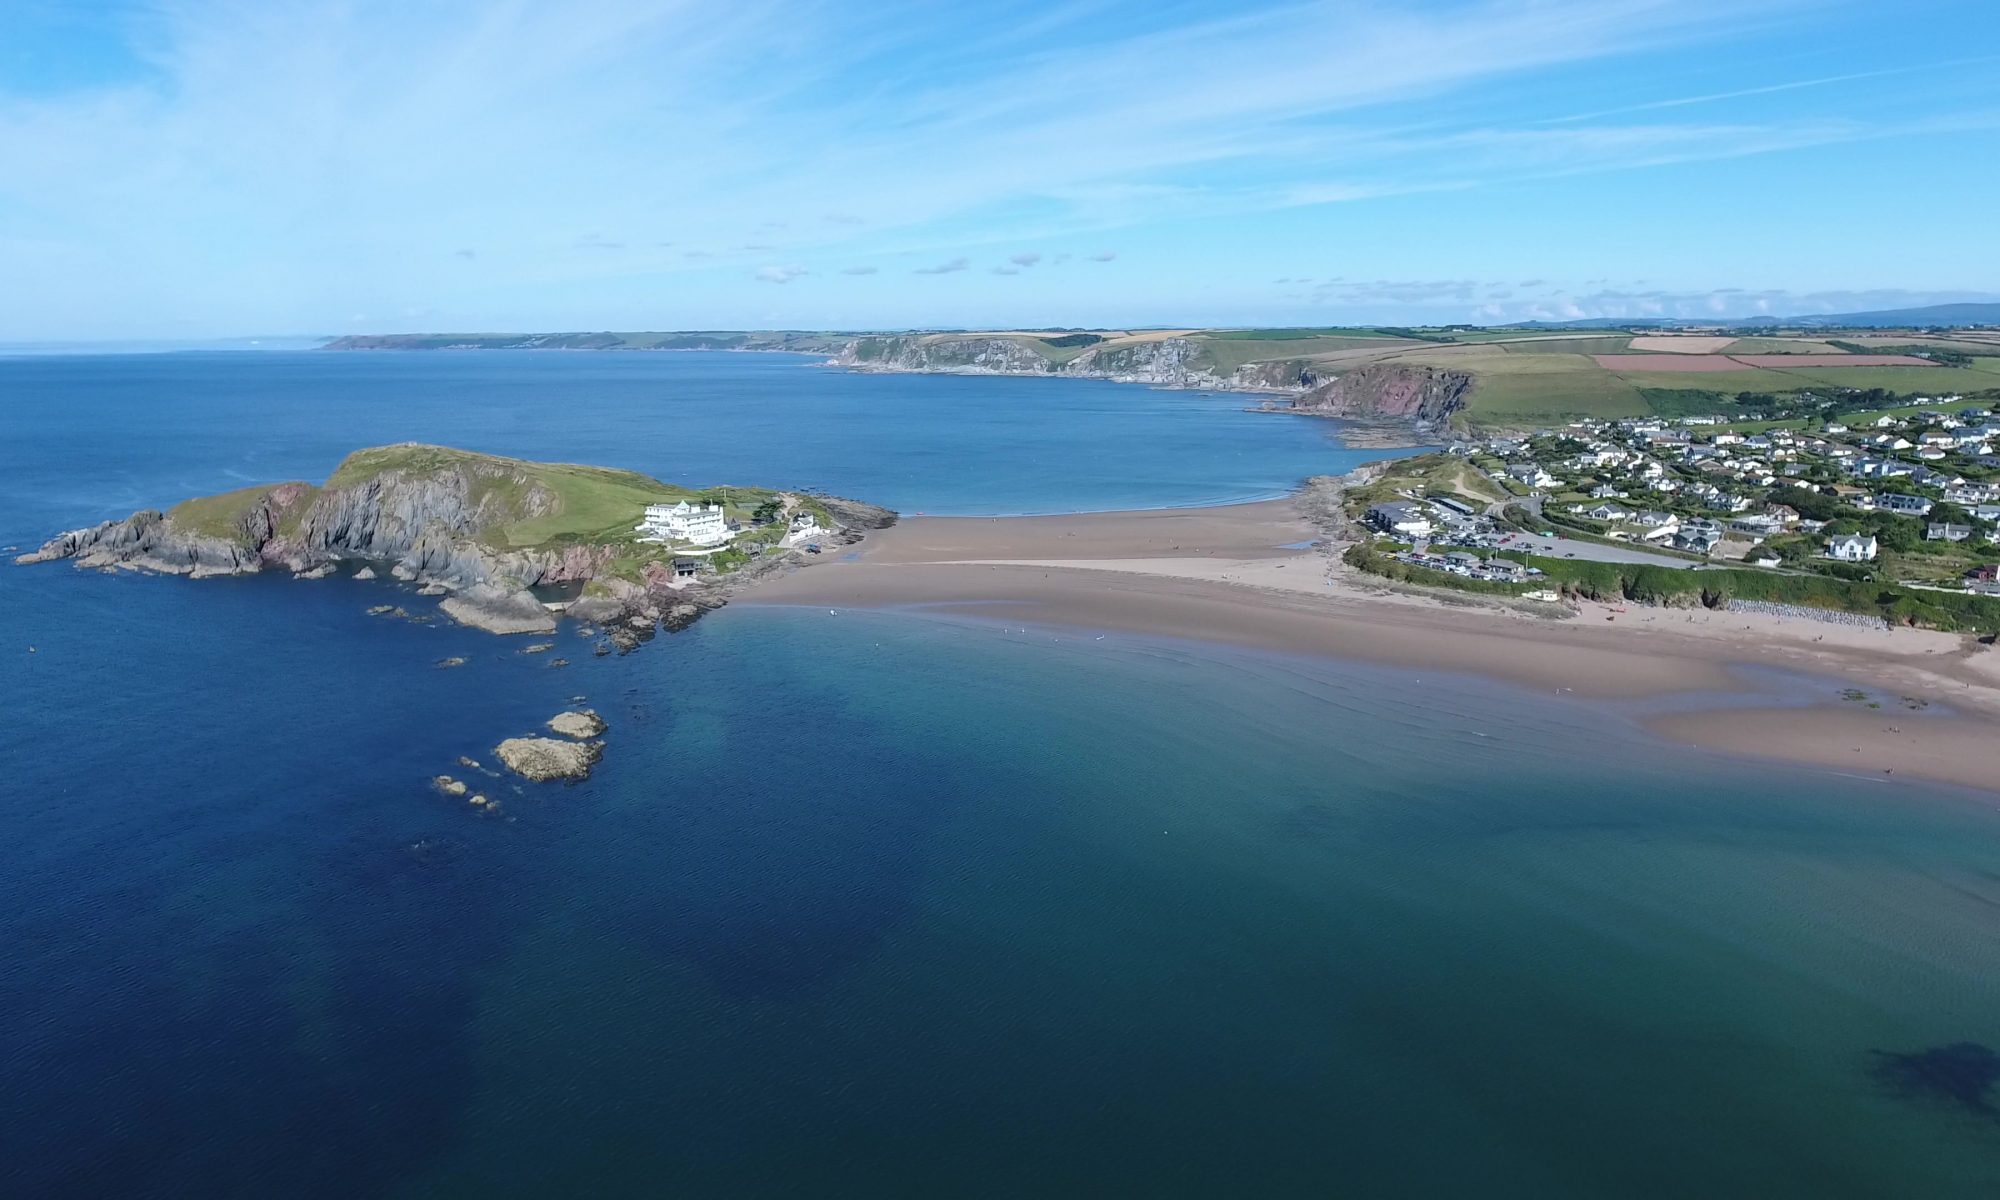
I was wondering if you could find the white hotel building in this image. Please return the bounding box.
[636,500,732,547]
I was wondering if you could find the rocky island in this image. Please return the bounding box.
[16,443,894,647]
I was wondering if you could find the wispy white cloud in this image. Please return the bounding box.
[840,265,878,275]
[0,0,1990,335]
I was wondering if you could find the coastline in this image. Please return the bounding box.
[738,496,2000,795]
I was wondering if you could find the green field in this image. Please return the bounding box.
[1203,327,1408,341]
[1193,336,1412,374]
[1717,336,1845,354]
[1606,363,1997,393]
[1495,336,1634,355]
[1391,349,1649,424]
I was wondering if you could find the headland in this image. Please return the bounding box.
[16,442,892,649]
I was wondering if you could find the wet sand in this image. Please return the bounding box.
[751,501,2000,794]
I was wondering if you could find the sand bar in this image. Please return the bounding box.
[744,498,2000,794]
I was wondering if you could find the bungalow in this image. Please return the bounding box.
[1909,466,1963,488]
[1674,527,1723,555]
[1878,493,1935,517]
[1730,513,1787,538]
[1853,457,1914,480]
[1826,533,1879,562]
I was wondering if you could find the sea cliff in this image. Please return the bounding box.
[829,335,1465,430]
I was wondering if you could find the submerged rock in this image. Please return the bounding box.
[495,736,602,782]
[436,656,467,669]
[546,709,606,739]
[1871,1043,2000,1117]
[294,563,336,580]
[522,642,555,655]
[432,775,468,798]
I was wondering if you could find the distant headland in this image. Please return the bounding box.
[320,315,2000,434]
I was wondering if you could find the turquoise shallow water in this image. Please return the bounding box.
[4,353,2000,1196]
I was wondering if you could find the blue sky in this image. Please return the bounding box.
[3,0,1998,338]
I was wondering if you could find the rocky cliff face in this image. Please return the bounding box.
[1283,365,1472,428]
[14,510,262,578]
[833,336,1312,394]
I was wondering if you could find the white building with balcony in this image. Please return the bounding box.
[637,500,732,546]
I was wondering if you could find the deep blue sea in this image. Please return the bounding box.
[5,352,2000,1197]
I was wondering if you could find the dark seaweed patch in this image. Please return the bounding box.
[1870,1042,2000,1117]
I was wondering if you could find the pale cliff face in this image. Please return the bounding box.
[831,335,1467,429]
[835,335,1311,394]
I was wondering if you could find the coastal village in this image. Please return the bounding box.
[1346,390,2000,617]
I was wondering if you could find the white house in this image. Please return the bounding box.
[636,500,732,546]
[781,511,824,547]
[1632,511,1679,541]
[1826,533,1879,562]
[1505,463,1557,489]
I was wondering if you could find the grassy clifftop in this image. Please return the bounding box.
[156,444,835,581]
[326,444,715,551]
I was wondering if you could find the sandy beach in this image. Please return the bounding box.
[747,497,2000,794]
